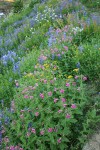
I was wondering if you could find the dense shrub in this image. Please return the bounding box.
[13,0,23,13]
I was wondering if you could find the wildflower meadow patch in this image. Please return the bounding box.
[0,0,100,149]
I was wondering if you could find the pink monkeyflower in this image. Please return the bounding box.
[66,114,71,119]
[44,79,47,84]
[24,95,29,99]
[1,129,5,133]
[54,88,57,92]
[72,82,76,86]
[48,128,53,132]
[60,89,64,94]
[19,148,24,150]
[57,54,61,58]
[3,137,9,143]
[61,98,66,103]
[83,76,87,81]
[48,91,52,96]
[53,128,57,132]
[50,80,54,84]
[10,146,14,150]
[54,98,58,103]
[75,76,79,79]
[35,112,39,117]
[40,93,44,99]
[40,65,44,70]
[40,130,44,135]
[26,132,31,137]
[63,104,67,108]
[57,138,61,143]
[66,83,70,87]
[29,96,33,99]
[31,128,36,134]
[71,104,76,109]
[15,146,19,149]
[31,87,36,90]
[22,88,28,94]
[63,46,68,51]
[58,109,62,113]
[62,51,64,54]
[6,147,9,150]
[20,110,25,113]
[20,114,24,119]
[54,77,56,80]
[15,82,19,87]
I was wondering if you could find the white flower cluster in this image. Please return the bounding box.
[34,6,57,23]
[72,27,83,33]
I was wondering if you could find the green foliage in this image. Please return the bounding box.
[81,0,100,9]
[78,43,100,84]
[3,73,95,149]
[0,0,100,149]
[13,0,23,13]
[29,0,40,8]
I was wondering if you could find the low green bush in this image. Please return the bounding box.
[13,0,23,13]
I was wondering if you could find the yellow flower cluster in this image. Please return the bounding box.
[67,75,73,79]
[24,73,34,78]
[43,63,50,69]
[73,68,79,72]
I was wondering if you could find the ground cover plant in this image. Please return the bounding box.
[0,0,100,149]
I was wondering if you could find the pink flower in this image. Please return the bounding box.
[35,112,39,117]
[31,128,36,134]
[48,128,53,132]
[71,104,76,109]
[60,89,64,93]
[44,79,47,84]
[24,95,29,99]
[72,82,76,86]
[40,130,44,135]
[3,137,9,143]
[66,114,71,119]
[62,51,64,54]
[63,46,68,51]
[22,88,28,94]
[20,110,25,113]
[75,76,79,79]
[26,132,31,137]
[15,82,19,87]
[48,91,52,96]
[58,109,62,113]
[40,93,44,99]
[50,80,54,84]
[54,88,57,92]
[53,128,57,132]
[57,138,61,143]
[10,146,14,150]
[63,104,67,108]
[61,98,66,103]
[66,83,70,87]
[54,98,58,103]
[83,76,87,81]
[20,114,24,119]
[54,78,56,80]
[29,96,33,99]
